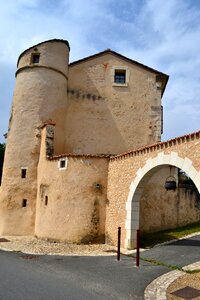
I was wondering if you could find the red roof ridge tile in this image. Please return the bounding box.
[48,153,112,160]
[111,129,200,160]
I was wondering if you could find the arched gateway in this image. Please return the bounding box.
[106,131,200,250]
[125,152,200,249]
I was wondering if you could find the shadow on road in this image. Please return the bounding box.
[168,238,200,247]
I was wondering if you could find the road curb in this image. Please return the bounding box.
[144,261,200,300]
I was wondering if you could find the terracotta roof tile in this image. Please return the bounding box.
[111,129,200,160]
[48,153,111,160]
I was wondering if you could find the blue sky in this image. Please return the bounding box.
[1,0,200,143]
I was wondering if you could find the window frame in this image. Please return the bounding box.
[111,66,129,87]
[58,158,68,170]
[114,69,126,84]
[31,53,40,64]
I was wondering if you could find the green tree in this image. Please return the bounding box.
[0,143,5,184]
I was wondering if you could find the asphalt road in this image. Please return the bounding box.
[0,234,200,300]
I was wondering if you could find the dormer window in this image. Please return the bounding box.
[31,53,40,64]
[114,70,126,84]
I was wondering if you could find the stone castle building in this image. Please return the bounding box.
[1,39,200,249]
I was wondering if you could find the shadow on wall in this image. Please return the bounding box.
[64,55,158,155]
[65,89,127,155]
[140,165,200,234]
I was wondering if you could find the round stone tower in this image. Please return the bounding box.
[0,39,70,235]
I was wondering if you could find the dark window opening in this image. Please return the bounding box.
[114,70,126,84]
[45,196,48,206]
[21,168,27,178]
[32,54,40,64]
[161,105,163,134]
[60,160,66,168]
[22,199,27,207]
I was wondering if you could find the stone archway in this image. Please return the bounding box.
[125,151,200,249]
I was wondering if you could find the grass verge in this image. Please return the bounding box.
[137,256,200,274]
[140,222,200,248]
[139,256,183,271]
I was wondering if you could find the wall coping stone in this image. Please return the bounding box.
[110,130,200,161]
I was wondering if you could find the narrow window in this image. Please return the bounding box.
[22,199,27,207]
[58,158,68,170]
[45,196,48,206]
[60,160,66,169]
[114,70,126,84]
[32,53,40,64]
[161,105,163,134]
[21,168,27,178]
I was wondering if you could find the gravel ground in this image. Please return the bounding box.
[0,236,117,256]
[167,272,200,299]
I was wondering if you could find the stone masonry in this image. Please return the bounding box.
[106,131,200,248]
[0,39,200,249]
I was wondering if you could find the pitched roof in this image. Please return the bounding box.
[69,49,169,96]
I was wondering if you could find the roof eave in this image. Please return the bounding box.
[69,49,169,97]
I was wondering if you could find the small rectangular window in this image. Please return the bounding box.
[60,160,66,169]
[58,158,68,170]
[45,196,48,206]
[114,70,126,84]
[21,168,27,178]
[32,54,40,64]
[22,199,27,207]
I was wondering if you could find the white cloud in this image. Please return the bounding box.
[116,0,200,140]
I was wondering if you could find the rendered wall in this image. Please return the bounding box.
[0,40,69,235]
[66,53,163,155]
[140,166,200,233]
[34,127,108,242]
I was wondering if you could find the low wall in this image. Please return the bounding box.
[106,131,200,248]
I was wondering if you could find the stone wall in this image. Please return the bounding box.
[140,166,200,233]
[106,132,200,248]
[34,126,109,243]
